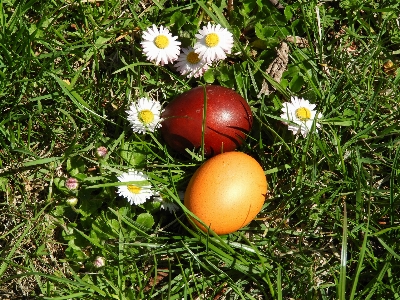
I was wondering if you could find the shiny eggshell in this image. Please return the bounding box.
[184,151,267,235]
[161,85,253,157]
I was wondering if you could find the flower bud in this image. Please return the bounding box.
[66,197,78,207]
[65,177,79,190]
[96,146,108,158]
[93,256,106,268]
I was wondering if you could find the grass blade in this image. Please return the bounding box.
[339,201,348,300]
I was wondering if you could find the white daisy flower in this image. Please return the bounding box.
[280,96,323,137]
[174,47,210,78]
[126,97,162,134]
[117,170,154,205]
[141,24,181,66]
[193,22,234,63]
[153,195,179,213]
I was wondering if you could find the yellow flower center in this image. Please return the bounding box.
[295,107,311,121]
[205,33,219,47]
[127,185,141,194]
[138,110,155,125]
[187,51,200,64]
[154,35,169,49]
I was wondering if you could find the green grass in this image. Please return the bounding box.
[1,0,400,299]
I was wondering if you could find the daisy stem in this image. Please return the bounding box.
[296,118,317,186]
[296,133,311,186]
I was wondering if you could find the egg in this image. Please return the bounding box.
[184,151,267,235]
[160,85,253,157]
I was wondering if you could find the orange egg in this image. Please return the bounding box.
[184,151,267,235]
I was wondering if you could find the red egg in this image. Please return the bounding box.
[160,85,253,156]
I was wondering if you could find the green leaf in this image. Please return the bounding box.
[216,66,231,82]
[74,227,104,249]
[289,73,305,92]
[53,177,69,194]
[78,189,104,217]
[284,6,293,20]
[242,0,256,15]
[67,157,86,177]
[170,11,187,28]
[251,39,270,50]
[143,200,161,213]
[343,108,356,116]
[285,65,301,77]
[120,142,146,168]
[91,214,119,240]
[35,244,48,257]
[203,69,215,83]
[52,205,66,217]
[64,245,87,261]
[136,213,154,229]
[255,22,275,41]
